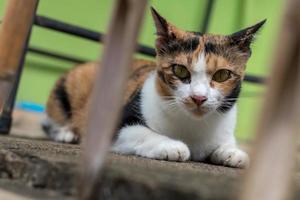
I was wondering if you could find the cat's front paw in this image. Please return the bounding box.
[137,140,190,162]
[210,145,249,168]
[53,127,79,144]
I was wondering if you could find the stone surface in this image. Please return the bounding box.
[0,135,241,199]
[0,135,298,200]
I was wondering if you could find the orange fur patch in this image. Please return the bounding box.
[46,60,156,136]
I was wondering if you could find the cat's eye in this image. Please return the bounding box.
[212,69,232,82]
[172,64,190,80]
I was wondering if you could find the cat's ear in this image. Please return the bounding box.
[150,7,179,54]
[150,7,170,37]
[229,19,266,52]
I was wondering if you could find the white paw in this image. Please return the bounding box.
[136,140,190,162]
[53,127,79,144]
[210,145,249,168]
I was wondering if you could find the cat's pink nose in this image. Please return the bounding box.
[191,95,207,106]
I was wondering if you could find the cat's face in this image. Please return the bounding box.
[151,8,265,118]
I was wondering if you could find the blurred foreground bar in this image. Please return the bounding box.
[0,0,39,134]
[80,0,147,199]
[240,0,300,199]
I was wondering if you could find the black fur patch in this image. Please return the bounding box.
[158,37,199,55]
[119,90,146,128]
[217,80,241,113]
[157,70,167,83]
[54,77,72,119]
[204,42,217,54]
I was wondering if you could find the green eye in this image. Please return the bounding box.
[212,69,232,82]
[172,65,190,80]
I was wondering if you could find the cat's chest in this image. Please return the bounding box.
[143,102,218,146]
[143,105,237,162]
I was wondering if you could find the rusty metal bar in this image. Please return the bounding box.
[240,0,300,199]
[80,0,147,199]
[0,0,39,134]
[200,0,215,33]
[34,15,156,57]
[244,74,265,84]
[28,46,87,64]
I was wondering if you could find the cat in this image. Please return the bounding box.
[43,7,265,168]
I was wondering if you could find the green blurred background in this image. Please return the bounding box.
[0,0,284,141]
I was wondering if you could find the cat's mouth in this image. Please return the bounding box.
[182,98,212,117]
[190,106,211,116]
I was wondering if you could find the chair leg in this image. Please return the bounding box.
[79,0,147,199]
[240,0,300,199]
[0,0,39,134]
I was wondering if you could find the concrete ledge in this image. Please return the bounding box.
[0,135,298,200]
[0,136,241,199]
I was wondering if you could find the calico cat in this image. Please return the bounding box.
[43,7,265,168]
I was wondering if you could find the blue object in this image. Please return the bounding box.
[16,102,45,113]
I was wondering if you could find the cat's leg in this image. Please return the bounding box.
[206,106,249,168]
[112,125,191,161]
[42,116,79,143]
[209,144,249,168]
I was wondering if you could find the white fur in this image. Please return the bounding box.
[54,127,77,143]
[194,52,206,72]
[210,144,249,168]
[191,53,210,97]
[112,125,190,161]
[113,71,249,168]
[42,117,78,143]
